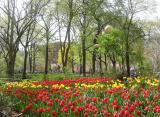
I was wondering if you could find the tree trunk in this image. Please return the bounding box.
[63,19,72,68]
[126,53,130,76]
[22,48,28,79]
[112,60,116,71]
[29,53,32,73]
[92,22,101,74]
[82,38,86,76]
[124,14,133,77]
[7,61,15,79]
[32,43,36,73]
[71,58,74,73]
[99,53,102,76]
[44,33,49,76]
[29,44,33,73]
[79,49,82,75]
[125,28,130,76]
[62,0,73,69]
[81,0,87,77]
[6,50,16,79]
[33,50,36,73]
[104,54,108,71]
[92,38,97,74]
[6,0,16,79]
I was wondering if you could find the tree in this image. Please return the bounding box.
[98,28,123,72]
[21,22,36,79]
[0,0,50,79]
[85,0,115,74]
[113,0,147,76]
[55,0,77,70]
[21,22,43,79]
[40,6,56,78]
[79,0,87,76]
[145,21,160,73]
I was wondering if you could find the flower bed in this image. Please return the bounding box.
[1,77,160,117]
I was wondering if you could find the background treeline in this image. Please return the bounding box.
[0,0,159,79]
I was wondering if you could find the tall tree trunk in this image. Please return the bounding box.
[71,58,74,73]
[6,0,16,79]
[56,0,73,71]
[29,43,33,73]
[61,0,73,69]
[121,55,125,72]
[112,61,116,71]
[112,53,116,72]
[92,22,101,74]
[32,50,36,73]
[125,40,130,76]
[124,14,133,77]
[99,53,102,76]
[82,38,86,76]
[29,51,32,73]
[104,54,108,71]
[44,33,49,77]
[6,49,16,79]
[92,39,96,74]
[31,43,36,73]
[63,19,72,68]
[22,48,28,79]
[7,60,15,79]
[79,49,82,75]
[81,0,87,77]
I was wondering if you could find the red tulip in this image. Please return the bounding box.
[124,105,129,110]
[130,106,135,112]
[139,101,142,105]
[25,105,30,110]
[70,105,74,111]
[46,108,51,112]
[52,110,56,116]
[47,101,53,106]
[60,100,65,107]
[124,111,129,116]
[153,95,158,100]
[145,106,149,112]
[37,107,44,113]
[113,112,118,117]
[83,112,89,117]
[21,109,25,113]
[136,110,141,116]
[147,101,150,105]
[102,97,108,104]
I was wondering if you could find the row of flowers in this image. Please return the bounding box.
[0,77,160,117]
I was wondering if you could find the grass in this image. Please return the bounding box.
[28,73,66,81]
[0,73,81,82]
[0,71,110,82]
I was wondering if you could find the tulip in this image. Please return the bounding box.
[136,110,141,116]
[83,112,89,117]
[52,110,56,116]
[130,106,135,112]
[145,106,149,112]
[21,109,25,113]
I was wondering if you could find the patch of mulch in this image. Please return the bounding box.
[0,107,22,117]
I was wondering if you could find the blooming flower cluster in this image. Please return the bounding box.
[1,77,160,117]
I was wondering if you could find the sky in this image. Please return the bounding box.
[136,0,160,21]
[0,0,159,21]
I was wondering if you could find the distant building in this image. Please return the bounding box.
[52,42,61,64]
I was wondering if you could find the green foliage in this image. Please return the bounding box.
[63,67,75,79]
[98,28,123,55]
